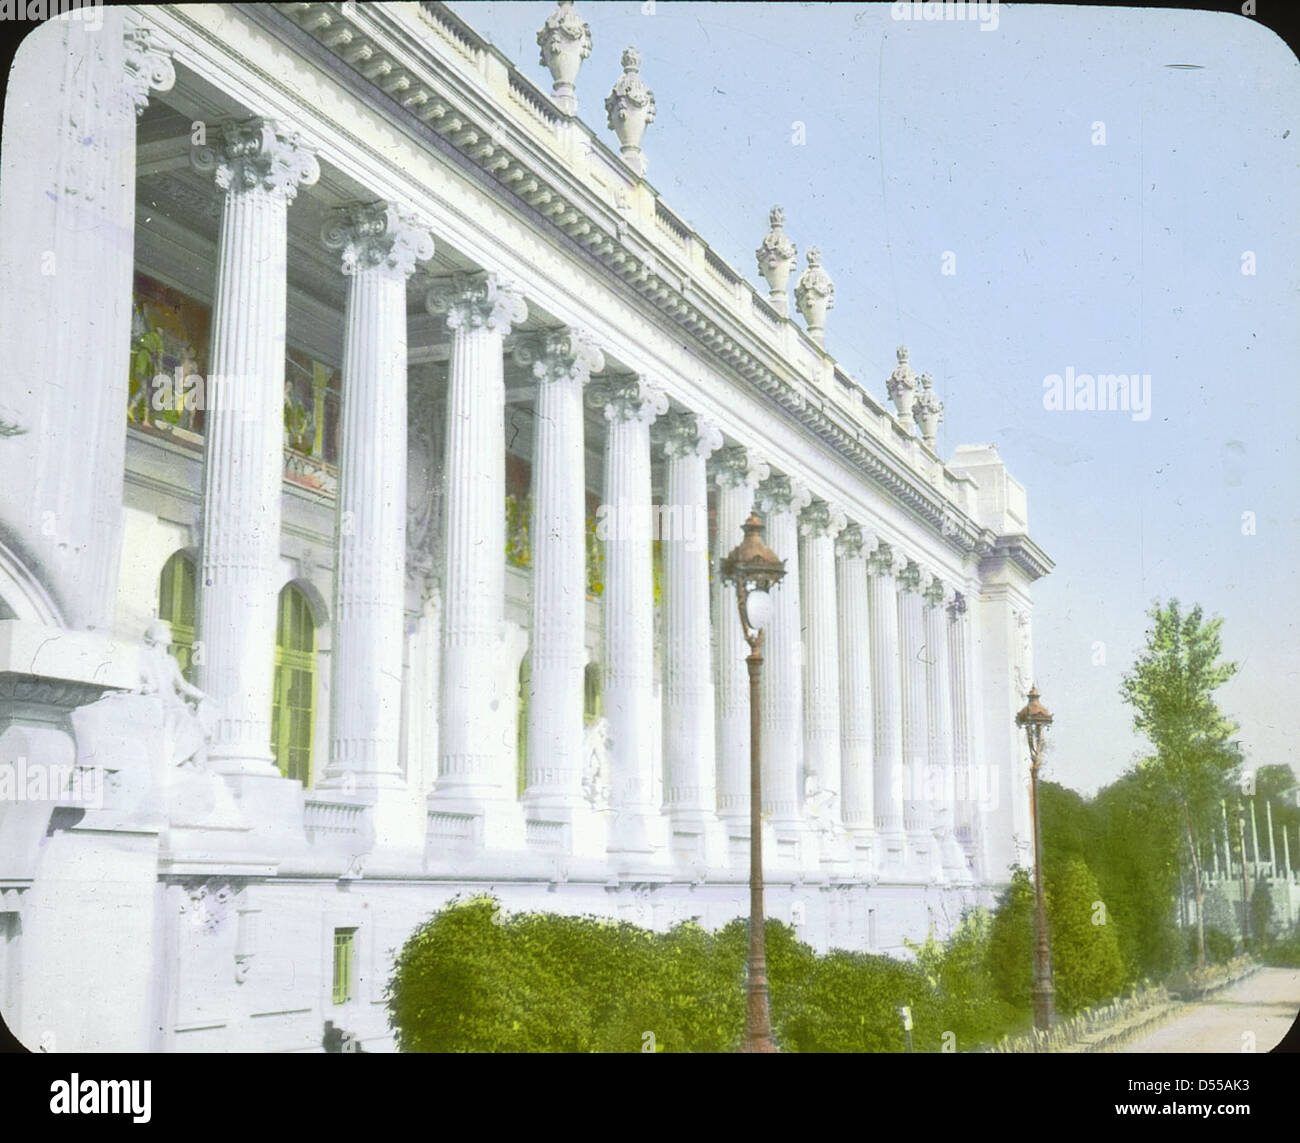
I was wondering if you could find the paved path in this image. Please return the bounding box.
[1116,967,1300,1053]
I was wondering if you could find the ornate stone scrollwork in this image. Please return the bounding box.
[122,23,176,117]
[322,200,434,278]
[425,271,527,332]
[887,346,918,424]
[658,411,723,460]
[711,444,767,491]
[605,47,656,175]
[756,206,797,312]
[537,1,592,115]
[513,327,605,385]
[913,372,944,447]
[191,117,320,202]
[799,498,847,540]
[586,373,668,425]
[794,247,835,345]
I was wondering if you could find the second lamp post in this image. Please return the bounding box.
[721,511,786,1053]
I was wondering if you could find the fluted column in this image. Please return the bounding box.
[925,578,970,883]
[660,411,724,862]
[590,374,667,857]
[866,541,906,873]
[191,118,319,776]
[800,499,846,847]
[0,14,174,631]
[899,559,941,880]
[755,474,810,860]
[424,271,527,842]
[836,525,875,871]
[948,591,979,874]
[712,446,767,844]
[515,329,605,853]
[318,203,433,837]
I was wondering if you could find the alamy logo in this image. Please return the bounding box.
[49,1075,151,1124]
[1042,367,1152,421]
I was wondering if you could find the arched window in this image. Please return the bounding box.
[272,584,317,786]
[157,552,197,683]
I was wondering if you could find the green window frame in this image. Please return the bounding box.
[332,928,356,1006]
[271,584,317,787]
[157,552,197,684]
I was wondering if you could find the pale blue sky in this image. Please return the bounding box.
[450,1,1300,795]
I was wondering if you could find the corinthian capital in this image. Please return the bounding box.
[799,498,847,539]
[513,327,605,385]
[835,523,866,561]
[866,540,903,579]
[122,23,175,117]
[756,473,812,517]
[426,272,527,332]
[947,591,969,621]
[587,373,668,425]
[191,117,320,203]
[323,201,434,278]
[711,445,767,490]
[659,411,723,460]
[923,575,948,608]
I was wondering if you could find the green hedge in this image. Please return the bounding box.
[386,896,1028,1052]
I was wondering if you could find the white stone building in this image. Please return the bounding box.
[0,2,1052,1051]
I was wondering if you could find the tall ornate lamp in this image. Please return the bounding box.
[720,511,786,1053]
[1016,684,1055,1031]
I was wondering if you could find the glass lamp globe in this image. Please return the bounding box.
[744,587,774,631]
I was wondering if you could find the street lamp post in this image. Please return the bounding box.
[721,511,786,1054]
[1016,684,1055,1032]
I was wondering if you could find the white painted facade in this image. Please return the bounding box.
[0,2,1054,1051]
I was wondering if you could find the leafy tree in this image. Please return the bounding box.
[1250,876,1276,947]
[1120,599,1241,970]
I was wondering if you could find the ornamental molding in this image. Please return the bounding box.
[260,2,1014,565]
[586,372,668,425]
[513,327,605,384]
[122,21,177,117]
[425,271,527,332]
[710,444,767,490]
[658,410,723,460]
[190,116,320,202]
[322,200,434,278]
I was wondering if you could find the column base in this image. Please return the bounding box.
[939,828,974,885]
[521,794,608,860]
[874,826,908,880]
[767,816,806,872]
[218,771,307,852]
[207,746,281,780]
[718,814,781,875]
[906,826,945,884]
[663,808,728,871]
[845,827,877,880]
[605,802,666,865]
[426,789,526,853]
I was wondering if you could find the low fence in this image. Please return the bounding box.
[983,957,1257,1053]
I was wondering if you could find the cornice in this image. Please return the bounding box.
[220,3,1029,567]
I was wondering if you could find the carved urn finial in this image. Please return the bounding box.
[605,46,656,177]
[793,247,834,345]
[886,345,918,425]
[913,371,944,448]
[537,0,592,115]
[755,206,797,316]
